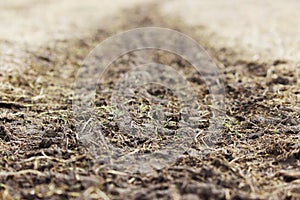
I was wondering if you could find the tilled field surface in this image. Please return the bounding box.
[0,4,299,200]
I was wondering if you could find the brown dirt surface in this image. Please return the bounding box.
[0,2,299,200]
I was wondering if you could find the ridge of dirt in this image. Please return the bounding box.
[0,3,299,200]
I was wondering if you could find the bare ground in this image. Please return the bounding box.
[0,2,299,200]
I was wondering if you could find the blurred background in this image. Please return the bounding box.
[1,0,300,61]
